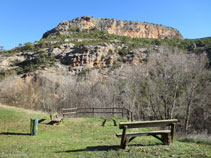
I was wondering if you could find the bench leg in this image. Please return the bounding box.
[121,137,130,149]
[161,133,170,145]
[121,137,136,149]
[120,126,127,149]
[170,124,175,144]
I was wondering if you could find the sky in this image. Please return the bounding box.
[0,0,210,50]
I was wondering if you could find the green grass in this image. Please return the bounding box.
[0,106,211,158]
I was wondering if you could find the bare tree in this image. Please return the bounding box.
[133,47,209,129]
[138,49,188,120]
[182,54,208,132]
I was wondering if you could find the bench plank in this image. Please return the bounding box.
[116,130,171,137]
[119,119,178,129]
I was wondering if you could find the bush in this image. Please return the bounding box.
[14,49,56,74]
[108,49,113,55]
[118,48,130,56]
[24,42,35,51]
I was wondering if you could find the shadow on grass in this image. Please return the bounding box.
[38,119,46,123]
[0,132,31,136]
[56,145,120,153]
[56,143,163,153]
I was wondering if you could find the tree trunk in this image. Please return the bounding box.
[170,84,178,119]
[184,90,194,132]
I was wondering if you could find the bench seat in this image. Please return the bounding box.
[116,130,171,137]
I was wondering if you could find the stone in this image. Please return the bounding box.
[0,55,25,70]
[48,43,75,56]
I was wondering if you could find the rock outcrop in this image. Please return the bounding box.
[43,16,183,39]
[48,43,147,74]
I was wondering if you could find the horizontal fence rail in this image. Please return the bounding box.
[62,107,133,121]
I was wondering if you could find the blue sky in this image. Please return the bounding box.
[0,0,210,50]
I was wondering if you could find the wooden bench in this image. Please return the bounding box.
[116,119,178,149]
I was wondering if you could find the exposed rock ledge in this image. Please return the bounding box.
[43,16,183,40]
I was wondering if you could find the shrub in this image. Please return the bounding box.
[14,49,56,74]
[118,48,130,56]
[108,49,113,55]
[24,42,34,51]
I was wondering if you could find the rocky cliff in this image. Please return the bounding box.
[43,16,183,39]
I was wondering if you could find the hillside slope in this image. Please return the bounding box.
[0,105,211,158]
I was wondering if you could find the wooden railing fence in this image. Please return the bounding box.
[62,107,133,121]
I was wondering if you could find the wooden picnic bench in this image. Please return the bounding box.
[116,119,178,149]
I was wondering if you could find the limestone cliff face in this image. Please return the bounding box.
[43,16,183,39]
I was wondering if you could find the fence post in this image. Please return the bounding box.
[127,109,129,120]
[93,108,95,118]
[30,118,38,136]
[131,112,133,122]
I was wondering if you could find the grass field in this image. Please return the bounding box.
[0,105,211,158]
